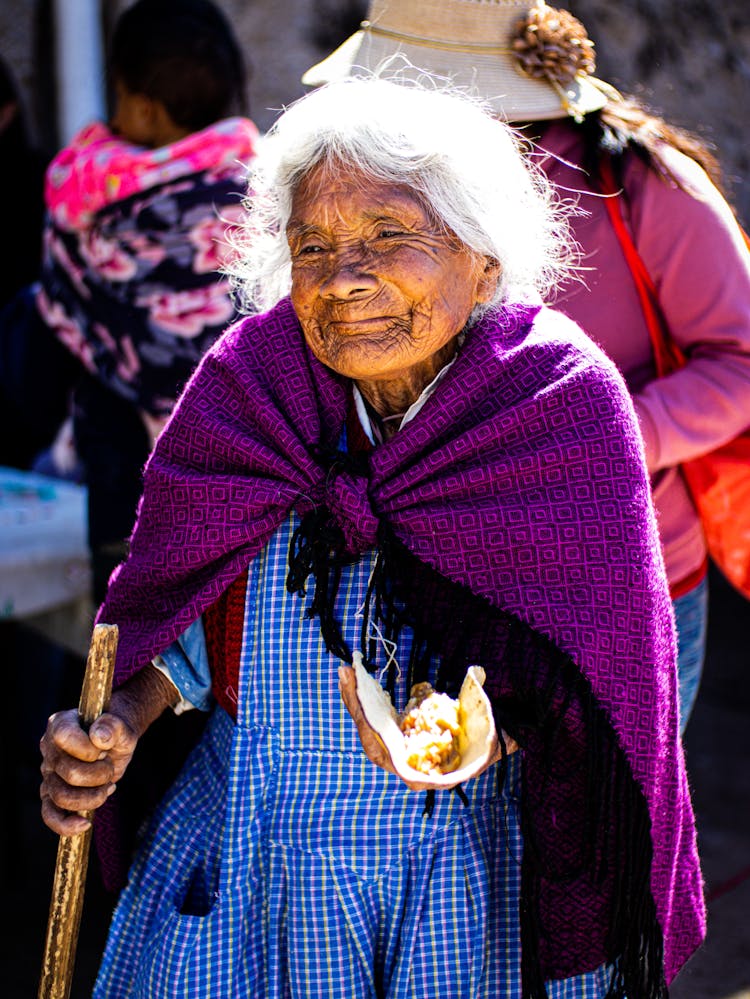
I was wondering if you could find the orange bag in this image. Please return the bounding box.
[600,158,750,600]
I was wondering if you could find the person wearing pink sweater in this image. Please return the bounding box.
[303,0,750,731]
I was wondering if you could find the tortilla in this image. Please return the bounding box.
[351,651,498,786]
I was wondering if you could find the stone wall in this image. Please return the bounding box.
[1,0,748,222]
[569,0,750,222]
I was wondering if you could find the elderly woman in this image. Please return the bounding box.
[40,79,704,998]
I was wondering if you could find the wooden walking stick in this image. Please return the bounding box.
[38,623,119,999]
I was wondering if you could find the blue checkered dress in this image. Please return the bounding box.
[94,515,616,997]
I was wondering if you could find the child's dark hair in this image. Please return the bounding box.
[109,0,249,131]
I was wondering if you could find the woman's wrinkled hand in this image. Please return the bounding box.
[39,707,138,836]
[39,662,181,836]
[338,665,518,792]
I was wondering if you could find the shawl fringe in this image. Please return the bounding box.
[286,502,667,997]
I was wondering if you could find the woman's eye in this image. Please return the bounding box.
[376,228,403,239]
[298,243,325,255]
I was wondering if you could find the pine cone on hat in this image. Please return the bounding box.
[512,3,596,88]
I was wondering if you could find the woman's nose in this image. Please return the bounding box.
[319,250,379,299]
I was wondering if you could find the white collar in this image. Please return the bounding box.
[352,355,458,445]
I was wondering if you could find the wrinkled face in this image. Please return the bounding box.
[288,162,497,385]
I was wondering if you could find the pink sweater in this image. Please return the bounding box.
[538,121,750,590]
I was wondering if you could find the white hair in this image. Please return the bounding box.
[225,76,579,315]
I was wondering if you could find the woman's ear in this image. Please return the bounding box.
[475,257,501,304]
[110,87,160,146]
[110,82,188,148]
[148,98,191,147]
[132,93,159,137]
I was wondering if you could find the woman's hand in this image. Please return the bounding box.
[338,665,518,792]
[39,662,180,835]
[39,707,138,835]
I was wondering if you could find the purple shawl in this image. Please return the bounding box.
[98,296,704,988]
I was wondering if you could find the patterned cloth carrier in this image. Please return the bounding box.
[37,119,257,415]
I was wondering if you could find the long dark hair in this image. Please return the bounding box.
[580,94,725,195]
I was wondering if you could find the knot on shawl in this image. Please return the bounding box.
[325,463,379,555]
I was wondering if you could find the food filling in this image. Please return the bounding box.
[398,682,462,775]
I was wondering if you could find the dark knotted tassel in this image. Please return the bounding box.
[603,752,668,999]
[422,790,436,818]
[357,523,428,697]
[421,785,469,819]
[286,506,354,663]
[453,785,470,807]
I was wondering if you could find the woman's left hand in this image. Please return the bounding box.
[338,665,517,791]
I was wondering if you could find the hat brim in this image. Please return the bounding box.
[301,29,608,122]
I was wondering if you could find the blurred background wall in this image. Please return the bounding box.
[1,0,748,218]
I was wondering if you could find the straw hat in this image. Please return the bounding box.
[302,0,613,122]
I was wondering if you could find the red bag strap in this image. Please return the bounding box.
[598,156,686,377]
